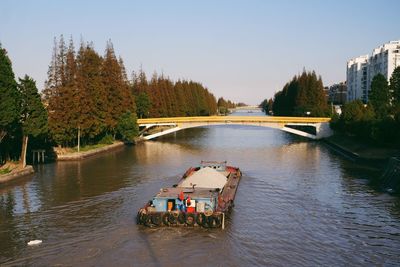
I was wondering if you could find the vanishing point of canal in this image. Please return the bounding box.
[1,111,400,266]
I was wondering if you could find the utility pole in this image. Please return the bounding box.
[77,126,80,152]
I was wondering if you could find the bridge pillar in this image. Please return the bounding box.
[315,123,333,139]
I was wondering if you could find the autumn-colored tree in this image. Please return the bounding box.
[45,37,138,147]
[101,40,135,136]
[47,36,78,146]
[75,43,107,143]
[131,71,218,118]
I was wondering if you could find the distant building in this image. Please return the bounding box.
[368,41,400,92]
[347,55,368,102]
[326,82,347,105]
[346,40,400,103]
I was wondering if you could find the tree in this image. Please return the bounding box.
[340,100,375,138]
[75,43,107,143]
[0,45,20,144]
[390,66,400,111]
[260,98,273,115]
[116,111,138,142]
[101,40,135,135]
[369,73,390,119]
[18,76,48,167]
[47,36,78,146]
[135,92,151,118]
[271,71,329,117]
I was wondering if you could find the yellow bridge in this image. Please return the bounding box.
[137,116,332,140]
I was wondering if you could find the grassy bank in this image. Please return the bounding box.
[0,162,34,185]
[71,143,109,153]
[56,141,125,161]
[0,167,11,175]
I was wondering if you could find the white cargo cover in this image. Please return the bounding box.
[178,167,227,189]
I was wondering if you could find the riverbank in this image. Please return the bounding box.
[56,141,126,161]
[0,164,34,185]
[323,133,399,168]
[55,138,146,161]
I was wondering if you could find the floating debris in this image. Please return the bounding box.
[27,240,42,246]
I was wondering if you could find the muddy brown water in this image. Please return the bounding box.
[1,112,400,266]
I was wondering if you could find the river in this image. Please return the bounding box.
[1,111,400,266]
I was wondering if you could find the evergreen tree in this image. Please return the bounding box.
[390,66,400,111]
[18,76,48,167]
[272,70,329,117]
[135,92,151,118]
[0,44,20,144]
[340,100,375,138]
[117,111,138,142]
[260,99,269,114]
[369,73,390,119]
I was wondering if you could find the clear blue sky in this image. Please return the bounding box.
[1,0,399,104]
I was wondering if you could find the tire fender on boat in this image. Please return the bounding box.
[141,213,151,226]
[162,213,170,226]
[168,212,177,225]
[185,213,196,226]
[137,211,147,225]
[196,213,208,227]
[177,213,186,224]
[208,214,222,228]
[151,213,162,226]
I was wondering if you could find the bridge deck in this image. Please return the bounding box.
[138,116,331,124]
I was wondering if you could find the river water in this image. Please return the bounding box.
[1,111,400,266]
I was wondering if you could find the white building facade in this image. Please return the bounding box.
[347,40,400,103]
[346,55,368,102]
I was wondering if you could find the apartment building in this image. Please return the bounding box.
[346,40,400,103]
[346,55,368,102]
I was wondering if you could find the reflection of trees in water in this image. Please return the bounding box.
[156,127,209,147]
[0,191,23,261]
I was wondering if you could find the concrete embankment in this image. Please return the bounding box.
[0,165,34,185]
[323,134,400,193]
[57,142,126,161]
[322,135,399,168]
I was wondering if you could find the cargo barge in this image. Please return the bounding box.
[136,161,241,228]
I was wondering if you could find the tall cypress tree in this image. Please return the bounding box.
[75,43,106,142]
[47,36,77,146]
[101,41,135,136]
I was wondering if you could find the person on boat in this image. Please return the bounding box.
[186,196,191,207]
[176,191,186,211]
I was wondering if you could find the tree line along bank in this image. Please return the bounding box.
[0,36,238,165]
[260,68,400,147]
